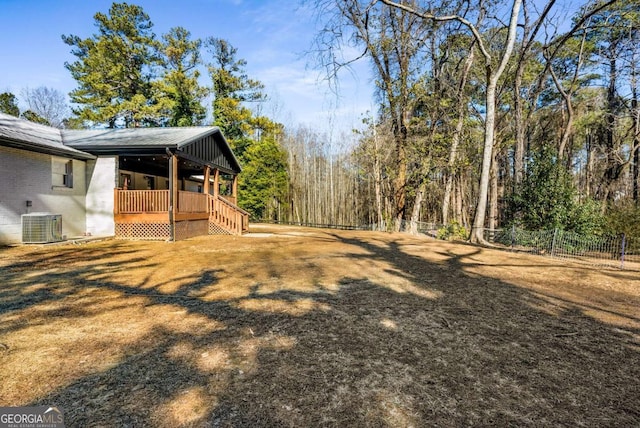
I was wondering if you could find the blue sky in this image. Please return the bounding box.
[0,0,373,133]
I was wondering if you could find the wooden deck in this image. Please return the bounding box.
[113,189,249,239]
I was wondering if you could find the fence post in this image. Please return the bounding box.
[550,228,558,258]
[620,233,626,270]
[511,224,516,249]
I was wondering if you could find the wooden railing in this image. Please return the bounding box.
[210,195,250,235]
[114,189,169,214]
[178,191,208,213]
[220,195,237,205]
[114,189,249,235]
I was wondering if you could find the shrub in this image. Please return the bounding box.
[604,202,640,240]
[437,221,469,241]
[504,145,604,235]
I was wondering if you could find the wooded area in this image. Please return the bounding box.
[307,0,640,242]
[2,0,639,241]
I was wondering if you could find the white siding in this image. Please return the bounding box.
[0,146,87,244]
[86,156,117,237]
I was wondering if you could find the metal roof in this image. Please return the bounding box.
[63,126,242,174]
[0,113,241,174]
[62,126,215,149]
[0,113,95,160]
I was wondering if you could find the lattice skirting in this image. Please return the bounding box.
[209,222,232,235]
[115,223,171,240]
[115,220,231,240]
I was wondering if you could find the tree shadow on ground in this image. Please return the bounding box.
[1,233,638,426]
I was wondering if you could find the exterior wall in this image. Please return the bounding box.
[119,169,201,192]
[120,170,170,190]
[86,156,117,237]
[0,146,87,244]
[183,179,202,193]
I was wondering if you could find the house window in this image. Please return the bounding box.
[64,160,73,187]
[144,175,155,190]
[52,158,73,188]
[120,173,132,189]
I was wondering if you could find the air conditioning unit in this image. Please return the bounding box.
[22,213,63,243]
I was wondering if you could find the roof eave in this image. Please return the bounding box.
[1,137,96,160]
[69,145,178,156]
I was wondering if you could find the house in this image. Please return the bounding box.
[0,113,248,245]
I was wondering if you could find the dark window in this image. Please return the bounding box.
[63,160,73,188]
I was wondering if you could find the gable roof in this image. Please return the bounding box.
[62,127,217,149]
[0,113,241,174]
[0,113,95,160]
[63,126,242,174]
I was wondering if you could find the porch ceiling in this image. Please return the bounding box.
[119,155,216,180]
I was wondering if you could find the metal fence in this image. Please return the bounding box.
[262,220,639,271]
[485,227,639,271]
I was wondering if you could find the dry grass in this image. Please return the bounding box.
[0,224,638,427]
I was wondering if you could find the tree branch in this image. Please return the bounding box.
[378,0,492,62]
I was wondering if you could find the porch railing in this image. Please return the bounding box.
[114,189,169,213]
[114,189,249,235]
[210,195,250,235]
[221,195,237,205]
[178,190,208,213]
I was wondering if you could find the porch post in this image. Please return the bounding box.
[232,174,238,199]
[169,154,179,241]
[213,168,220,198]
[203,165,211,195]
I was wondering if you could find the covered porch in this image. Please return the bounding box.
[113,148,249,240]
[66,125,248,240]
[114,188,249,240]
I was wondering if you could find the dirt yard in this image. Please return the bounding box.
[0,224,638,427]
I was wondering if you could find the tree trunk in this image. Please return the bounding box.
[470,0,522,244]
[442,173,453,225]
[453,175,462,225]
[489,147,499,231]
[634,138,639,204]
[443,44,475,224]
[558,103,574,159]
[513,65,526,188]
[372,126,385,229]
[394,129,407,231]
[607,53,617,201]
[409,181,425,234]
[586,130,593,197]
[601,53,620,203]
[547,27,588,161]
[632,59,639,204]
[471,80,499,242]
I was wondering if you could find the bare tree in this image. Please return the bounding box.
[512,0,557,188]
[313,0,433,230]
[21,86,69,128]
[545,27,590,160]
[380,0,523,243]
[442,39,475,225]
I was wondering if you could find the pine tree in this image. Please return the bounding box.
[62,3,164,127]
[0,93,20,117]
[205,38,288,219]
[206,37,265,146]
[158,27,207,126]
